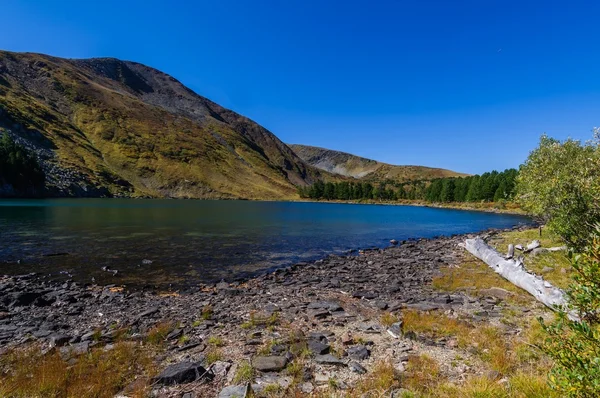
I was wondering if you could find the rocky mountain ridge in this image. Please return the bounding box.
[0,51,324,199]
[289,144,468,182]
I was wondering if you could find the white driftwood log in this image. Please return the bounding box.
[463,238,577,319]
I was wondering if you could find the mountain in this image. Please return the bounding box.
[288,144,468,182]
[0,51,323,199]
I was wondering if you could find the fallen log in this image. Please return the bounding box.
[462,238,577,319]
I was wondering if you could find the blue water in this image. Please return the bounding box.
[0,199,529,287]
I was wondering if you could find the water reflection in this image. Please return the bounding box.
[0,199,530,288]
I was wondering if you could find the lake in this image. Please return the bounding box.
[0,199,529,288]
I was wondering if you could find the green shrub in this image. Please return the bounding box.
[0,132,45,193]
[539,228,600,396]
[516,131,600,249]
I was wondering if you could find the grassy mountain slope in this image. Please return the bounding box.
[0,51,323,199]
[289,144,468,182]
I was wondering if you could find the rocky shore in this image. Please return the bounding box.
[0,227,542,397]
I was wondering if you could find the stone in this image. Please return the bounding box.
[352,291,377,299]
[255,374,293,389]
[387,321,403,339]
[404,302,439,311]
[349,361,367,374]
[307,340,330,355]
[212,361,232,378]
[49,334,71,347]
[300,382,314,393]
[138,307,159,318]
[480,287,513,300]
[541,266,554,273]
[252,356,288,372]
[346,345,370,360]
[308,309,330,319]
[218,384,251,398]
[153,361,210,385]
[314,372,331,385]
[341,331,353,345]
[59,341,90,360]
[433,294,451,304]
[357,323,382,334]
[390,239,399,245]
[307,301,342,311]
[314,354,344,366]
[11,292,42,307]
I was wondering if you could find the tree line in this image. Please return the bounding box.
[0,132,45,194]
[299,168,518,203]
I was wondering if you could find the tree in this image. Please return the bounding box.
[516,132,600,249]
[0,132,45,194]
[440,179,455,202]
[466,175,481,202]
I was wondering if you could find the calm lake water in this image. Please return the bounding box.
[0,199,529,288]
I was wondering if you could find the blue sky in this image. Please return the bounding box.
[1,0,599,174]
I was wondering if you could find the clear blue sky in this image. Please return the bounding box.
[1,0,599,174]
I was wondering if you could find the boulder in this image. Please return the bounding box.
[346,345,370,360]
[153,361,210,385]
[307,340,330,355]
[252,356,288,372]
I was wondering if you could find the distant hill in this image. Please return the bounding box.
[288,144,468,182]
[0,51,324,199]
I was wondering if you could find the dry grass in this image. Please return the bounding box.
[0,342,156,398]
[402,309,472,341]
[432,258,533,305]
[403,354,446,394]
[352,361,400,395]
[145,321,175,346]
[380,312,400,327]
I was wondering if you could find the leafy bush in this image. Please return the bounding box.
[0,132,45,193]
[516,131,600,249]
[539,228,600,397]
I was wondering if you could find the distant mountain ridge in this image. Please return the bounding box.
[0,51,324,198]
[288,144,468,182]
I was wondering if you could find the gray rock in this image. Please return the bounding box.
[153,361,210,385]
[387,321,403,339]
[349,361,367,374]
[307,301,342,311]
[212,361,233,378]
[59,341,90,360]
[314,354,344,366]
[404,302,439,311]
[218,384,251,398]
[138,307,159,318]
[308,340,330,355]
[49,334,71,347]
[346,345,370,360]
[300,382,314,393]
[252,356,288,372]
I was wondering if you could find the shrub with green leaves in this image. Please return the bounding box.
[0,132,45,194]
[516,130,600,249]
[539,227,600,397]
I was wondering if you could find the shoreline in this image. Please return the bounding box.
[0,224,540,397]
[290,198,526,215]
[0,196,526,216]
